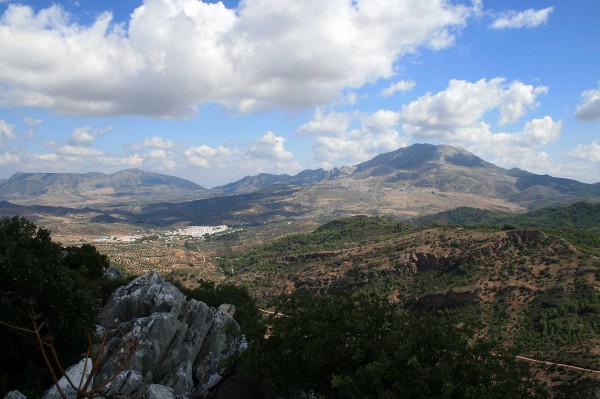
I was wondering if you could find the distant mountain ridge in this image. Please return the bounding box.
[2,144,599,214]
[214,144,599,208]
[0,168,207,206]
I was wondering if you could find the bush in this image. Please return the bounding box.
[0,216,101,397]
[252,293,548,398]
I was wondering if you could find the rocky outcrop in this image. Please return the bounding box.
[102,265,124,280]
[406,289,483,310]
[505,229,547,245]
[97,271,246,398]
[42,359,93,399]
[36,271,245,399]
[410,252,450,272]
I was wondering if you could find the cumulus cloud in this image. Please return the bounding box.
[0,0,474,117]
[298,108,407,168]
[399,78,547,137]
[142,136,175,149]
[396,77,561,169]
[380,80,416,97]
[67,125,111,146]
[0,145,142,174]
[69,126,96,146]
[184,144,231,168]
[490,7,554,29]
[569,141,600,162]
[175,137,301,185]
[0,119,17,144]
[0,123,134,173]
[575,83,600,121]
[246,132,293,160]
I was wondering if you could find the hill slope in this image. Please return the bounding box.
[216,216,600,386]
[0,169,207,206]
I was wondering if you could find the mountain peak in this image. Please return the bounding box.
[354,143,490,175]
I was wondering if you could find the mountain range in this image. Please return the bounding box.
[0,168,207,206]
[1,144,599,225]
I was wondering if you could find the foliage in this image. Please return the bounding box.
[0,216,115,397]
[516,286,600,353]
[227,216,414,271]
[417,202,600,230]
[415,202,600,255]
[252,294,548,399]
[62,244,109,280]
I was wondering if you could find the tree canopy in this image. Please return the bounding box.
[254,293,548,399]
[0,216,109,397]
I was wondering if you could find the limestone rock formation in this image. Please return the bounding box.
[96,271,246,398]
[35,271,245,399]
[3,391,27,399]
[41,359,93,399]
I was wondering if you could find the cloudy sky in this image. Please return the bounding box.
[0,0,599,187]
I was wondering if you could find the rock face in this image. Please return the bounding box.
[42,359,94,399]
[91,271,245,398]
[406,290,483,310]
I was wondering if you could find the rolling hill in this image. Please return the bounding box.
[0,168,207,206]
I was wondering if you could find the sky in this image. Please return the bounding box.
[0,0,599,188]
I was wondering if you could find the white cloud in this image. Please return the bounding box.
[399,78,547,137]
[69,126,96,145]
[33,153,60,162]
[22,117,43,126]
[569,141,600,162]
[176,138,301,185]
[147,149,170,159]
[99,154,144,167]
[142,136,175,149]
[0,119,17,144]
[0,151,19,164]
[380,80,416,97]
[396,78,560,170]
[59,144,104,158]
[0,146,143,175]
[299,108,407,168]
[490,7,554,29]
[0,0,475,117]
[297,108,353,137]
[246,132,293,160]
[68,125,111,146]
[574,83,600,121]
[184,144,231,168]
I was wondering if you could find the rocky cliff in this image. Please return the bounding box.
[38,271,246,399]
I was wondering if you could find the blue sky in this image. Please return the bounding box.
[0,0,599,187]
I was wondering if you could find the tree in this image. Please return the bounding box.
[63,244,109,281]
[254,293,548,398]
[0,216,100,397]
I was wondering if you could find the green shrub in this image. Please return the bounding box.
[0,216,102,397]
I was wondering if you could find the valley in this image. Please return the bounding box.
[1,144,599,397]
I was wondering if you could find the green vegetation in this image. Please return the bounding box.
[0,216,122,397]
[221,215,414,273]
[252,293,548,399]
[417,202,600,230]
[3,201,598,397]
[217,208,599,395]
[417,202,600,255]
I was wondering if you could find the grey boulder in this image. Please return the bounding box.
[94,271,245,398]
